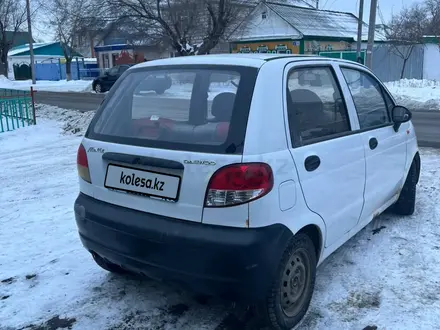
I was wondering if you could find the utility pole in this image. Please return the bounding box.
[316,0,319,9]
[26,0,36,84]
[366,0,378,69]
[356,0,365,64]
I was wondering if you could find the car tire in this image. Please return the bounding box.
[155,88,166,95]
[261,233,317,330]
[393,161,417,216]
[94,83,103,93]
[91,252,130,275]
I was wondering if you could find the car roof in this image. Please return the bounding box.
[130,53,368,70]
[131,54,311,69]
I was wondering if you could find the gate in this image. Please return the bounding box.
[13,63,32,80]
[0,88,36,133]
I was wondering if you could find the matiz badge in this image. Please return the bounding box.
[88,147,105,153]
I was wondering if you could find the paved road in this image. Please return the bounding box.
[34,91,105,112]
[34,91,440,148]
[411,111,440,148]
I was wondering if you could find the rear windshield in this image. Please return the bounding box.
[87,65,258,154]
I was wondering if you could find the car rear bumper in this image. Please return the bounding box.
[74,193,292,302]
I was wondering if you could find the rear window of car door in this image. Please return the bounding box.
[341,68,391,130]
[286,66,351,145]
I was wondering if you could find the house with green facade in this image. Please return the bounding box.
[228,1,386,61]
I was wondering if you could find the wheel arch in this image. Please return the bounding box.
[297,224,323,264]
[414,151,421,184]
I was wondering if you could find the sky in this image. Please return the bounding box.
[322,0,423,23]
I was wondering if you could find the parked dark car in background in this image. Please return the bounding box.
[137,74,172,95]
[92,65,132,93]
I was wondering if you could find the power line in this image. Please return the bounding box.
[322,0,331,10]
[327,0,339,11]
[377,0,385,25]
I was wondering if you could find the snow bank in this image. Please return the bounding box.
[0,74,10,83]
[385,79,440,111]
[35,104,95,135]
[0,75,93,93]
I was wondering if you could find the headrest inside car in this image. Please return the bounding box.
[211,92,236,122]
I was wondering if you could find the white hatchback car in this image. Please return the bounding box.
[74,54,420,329]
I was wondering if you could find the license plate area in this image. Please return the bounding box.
[104,164,181,201]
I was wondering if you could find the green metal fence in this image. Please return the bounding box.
[319,50,366,65]
[0,88,36,133]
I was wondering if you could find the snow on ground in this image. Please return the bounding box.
[1,115,34,133]
[1,106,440,330]
[385,79,440,111]
[33,104,96,136]
[0,75,92,93]
[0,116,11,132]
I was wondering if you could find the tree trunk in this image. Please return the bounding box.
[400,45,414,79]
[66,59,72,81]
[0,51,8,77]
[0,62,8,77]
[400,59,407,79]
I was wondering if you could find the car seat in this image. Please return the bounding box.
[210,92,236,122]
[290,89,325,134]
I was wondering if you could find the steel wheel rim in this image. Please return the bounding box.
[95,84,101,93]
[280,249,310,317]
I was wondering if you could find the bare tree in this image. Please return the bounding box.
[0,0,27,77]
[387,3,428,79]
[388,4,428,43]
[44,0,99,80]
[105,0,251,56]
[425,0,440,36]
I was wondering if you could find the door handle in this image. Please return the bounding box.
[304,155,321,172]
[369,138,378,150]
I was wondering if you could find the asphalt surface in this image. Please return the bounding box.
[34,91,105,112]
[411,111,440,148]
[34,91,440,148]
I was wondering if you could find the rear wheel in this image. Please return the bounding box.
[91,252,130,275]
[261,233,317,330]
[393,161,417,216]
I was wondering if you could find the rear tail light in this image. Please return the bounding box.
[205,163,273,207]
[77,144,91,183]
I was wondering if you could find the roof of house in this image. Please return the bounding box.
[248,0,314,8]
[8,42,58,56]
[8,42,83,57]
[230,1,387,42]
[266,2,386,41]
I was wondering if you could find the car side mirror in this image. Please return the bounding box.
[392,106,412,132]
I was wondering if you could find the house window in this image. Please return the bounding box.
[262,11,267,19]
